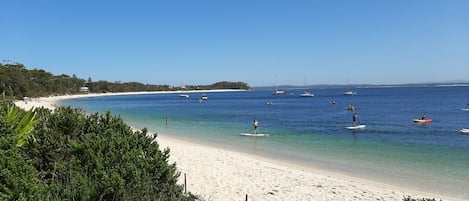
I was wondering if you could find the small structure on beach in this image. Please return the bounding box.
[79,87,89,93]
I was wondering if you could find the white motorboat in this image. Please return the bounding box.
[300,91,314,97]
[460,128,469,134]
[344,91,357,96]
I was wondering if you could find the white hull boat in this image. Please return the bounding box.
[460,128,469,134]
[344,91,357,96]
[300,92,314,97]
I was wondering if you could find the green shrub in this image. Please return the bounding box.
[1,100,197,200]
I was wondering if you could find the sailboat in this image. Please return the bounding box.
[272,75,285,95]
[300,91,314,97]
[343,77,357,96]
[272,88,285,95]
[299,78,314,97]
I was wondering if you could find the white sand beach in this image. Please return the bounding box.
[14,92,463,201]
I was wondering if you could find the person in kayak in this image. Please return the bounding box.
[253,119,259,134]
[420,112,427,120]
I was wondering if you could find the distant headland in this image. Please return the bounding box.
[253,82,469,90]
[0,63,250,99]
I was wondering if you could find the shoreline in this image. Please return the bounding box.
[14,91,463,201]
[14,89,245,111]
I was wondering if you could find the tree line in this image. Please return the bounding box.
[0,99,198,200]
[0,63,250,99]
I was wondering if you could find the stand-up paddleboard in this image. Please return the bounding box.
[413,119,432,123]
[345,124,366,130]
[460,128,469,134]
[240,133,270,137]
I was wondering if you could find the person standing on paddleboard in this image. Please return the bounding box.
[352,113,358,126]
[253,120,259,134]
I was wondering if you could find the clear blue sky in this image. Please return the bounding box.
[1,0,468,87]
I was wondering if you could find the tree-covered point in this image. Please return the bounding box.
[0,62,250,99]
[0,99,197,200]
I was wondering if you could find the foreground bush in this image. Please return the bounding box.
[0,99,196,200]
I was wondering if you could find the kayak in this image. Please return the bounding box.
[345,125,366,130]
[460,129,469,134]
[413,119,432,123]
[240,133,270,137]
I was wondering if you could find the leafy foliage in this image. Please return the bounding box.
[0,100,197,200]
[5,104,37,147]
[1,63,250,99]
[0,99,47,200]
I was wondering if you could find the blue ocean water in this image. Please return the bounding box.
[61,86,469,198]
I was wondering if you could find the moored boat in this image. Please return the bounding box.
[344,91,357,96]
[460,128,469,134]
[300,91,314,97]
[272,89,285,95]
[179,93,189,98]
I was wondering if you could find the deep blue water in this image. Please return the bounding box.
[61,86,469,198]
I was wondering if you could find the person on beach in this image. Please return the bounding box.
[352,113,358,126]
[253,120,259,134]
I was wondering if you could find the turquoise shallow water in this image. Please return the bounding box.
[61,87,469,199]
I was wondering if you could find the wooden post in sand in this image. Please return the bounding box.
[245,194,248,201]
[184,173,187,194]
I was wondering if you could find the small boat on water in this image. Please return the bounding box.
[460,128,469,134]
[344,91,357,96]
[300,91,314,97]
[413,119,433,123]
[272,76,285,95]
[179,93,189,98]
[346,104,355,111]
[272,89,285,95]
[201,94,208,100]
[462,103,469,111]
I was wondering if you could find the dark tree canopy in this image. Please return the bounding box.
[0,63,250,99]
